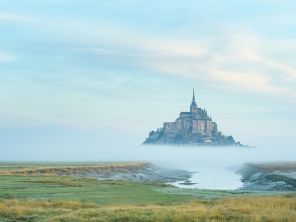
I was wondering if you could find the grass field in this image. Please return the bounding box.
[0,162,295,221]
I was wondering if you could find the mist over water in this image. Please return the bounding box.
[125,145,295,189]
[1,127,295,189]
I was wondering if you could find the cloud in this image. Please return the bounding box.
[143,30,296,98]
[0,51,17,63]
[0,12,35,23]
[1,10,295,98]
[209,70,284,94]
[74,26,296,99]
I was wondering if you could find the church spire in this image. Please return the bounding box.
[190,88,197,113]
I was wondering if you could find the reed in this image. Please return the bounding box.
[1,196,295,222]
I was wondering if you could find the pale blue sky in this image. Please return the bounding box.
[0,0,296,160]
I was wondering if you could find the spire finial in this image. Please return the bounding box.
[192,88,195,101]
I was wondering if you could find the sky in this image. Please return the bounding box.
[0,0,296,160]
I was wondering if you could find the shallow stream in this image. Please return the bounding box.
[169,167,243,189]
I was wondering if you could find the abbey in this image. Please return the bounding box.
[143,90,241,146]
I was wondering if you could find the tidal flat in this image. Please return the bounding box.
[0,162,295,222]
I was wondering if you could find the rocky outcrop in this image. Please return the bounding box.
[84,164,191,183]
[238,162,296,191]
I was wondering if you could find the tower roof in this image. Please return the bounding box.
[190,88,197,108]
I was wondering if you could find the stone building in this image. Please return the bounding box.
[144,89,241,146]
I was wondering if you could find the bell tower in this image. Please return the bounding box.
[190,88,198,113]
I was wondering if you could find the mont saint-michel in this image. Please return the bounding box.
[144,90,242,146]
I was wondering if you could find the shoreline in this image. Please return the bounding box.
[1,161,296,191]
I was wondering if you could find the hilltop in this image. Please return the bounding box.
[144,89,243,146]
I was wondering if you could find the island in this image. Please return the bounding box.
[143,89,243,146]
